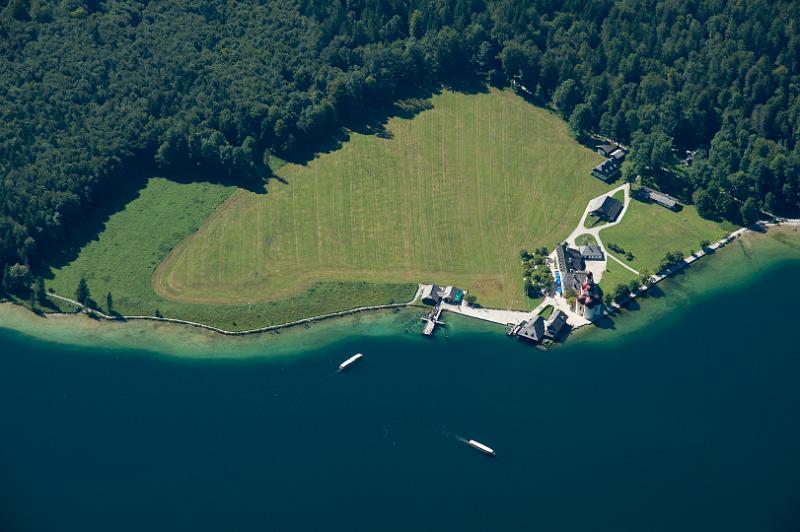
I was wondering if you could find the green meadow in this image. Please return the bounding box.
[47,89,732,330]
[600,193,734,274]
[48,178,412,330]
[155,89,608,311]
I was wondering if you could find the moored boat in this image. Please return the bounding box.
[339,353,363,370]
[467,439,496,456]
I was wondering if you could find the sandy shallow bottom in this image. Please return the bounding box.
[2,225,799,358]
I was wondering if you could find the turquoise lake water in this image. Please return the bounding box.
[2,235,800,531]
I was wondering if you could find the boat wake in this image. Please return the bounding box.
[439,426,467,443]
[311,369,341,383]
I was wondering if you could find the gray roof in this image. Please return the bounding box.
[441,286,462,298]
[610,149,626,160]
[640,186,678,208]
[518,316,545,342]
[561,270,587,293]
[545,311,570,339]
[596,143,617,156]
[590,196,623,221]
[591,159,621,181]
[580,244,604,258]
[421,284,442,302]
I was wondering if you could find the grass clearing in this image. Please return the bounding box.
[155,89,609,311]
[47,178,414,330]
[598,257,636,293]
[600,195,734,273]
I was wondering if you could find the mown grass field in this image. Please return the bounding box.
[600,194,735,274]
[155,89,608,310]
[48,178,414,330]
[597,257,636,293]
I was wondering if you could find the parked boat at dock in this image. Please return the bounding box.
[467,439,496,456]
[339,353,363,370]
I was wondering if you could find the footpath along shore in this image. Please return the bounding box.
[592,218,800,327]
[31,219,800,337]
[44,285,424,336]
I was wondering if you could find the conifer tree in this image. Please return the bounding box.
[75,277,90,306]
[33,277,45,304]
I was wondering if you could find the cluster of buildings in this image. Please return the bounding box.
[592,143,628,182]
[555,242,604,320]
[514,255,604,346]
[515,309,569,344]
[417,139,646,347]
[420,284,464,306]
[592,141,682,213]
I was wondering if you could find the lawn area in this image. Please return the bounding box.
[598,257,636,294]
[575,234,598,246]
[155,88,609,311]
[600,194,735,273]
[47,177,414,330]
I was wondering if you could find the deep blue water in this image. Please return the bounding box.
[2,261,800,531]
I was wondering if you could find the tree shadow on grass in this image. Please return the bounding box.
[39,156,276,278]
[279,80,487,166]
[42,80,493,280]
[282,86,444,166]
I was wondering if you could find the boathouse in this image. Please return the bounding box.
[421,284,443,305]
[441,286,464,304]
[517,316,545,343]
[545,310,570,340]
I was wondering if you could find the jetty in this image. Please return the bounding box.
[422,303,444,336]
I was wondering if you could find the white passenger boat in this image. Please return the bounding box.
[467,439,496,456]
[339,353,363,371]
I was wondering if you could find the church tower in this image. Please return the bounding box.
[575,271,603,320]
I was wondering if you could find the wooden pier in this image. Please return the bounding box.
[422,304,445,336]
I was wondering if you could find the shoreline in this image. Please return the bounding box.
[43,284,425,336]
[2,223,799,355]
[597,219,800,322]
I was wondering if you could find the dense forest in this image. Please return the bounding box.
[2,0,799,291]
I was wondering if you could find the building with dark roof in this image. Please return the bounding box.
[441,286,464,304]
[591,159,621,182]
[517,316,545,343]
[580,243,604,260]
[638,186,680,210]
[596,143,617,157]
[589,195,624,221]
[545,310,570,340]
[421,284,442,305]
[610,148,626,162]
[556,243,586,294]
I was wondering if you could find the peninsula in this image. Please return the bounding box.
[0,1,798,345]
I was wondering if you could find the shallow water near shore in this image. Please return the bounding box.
[1,228,800,531]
